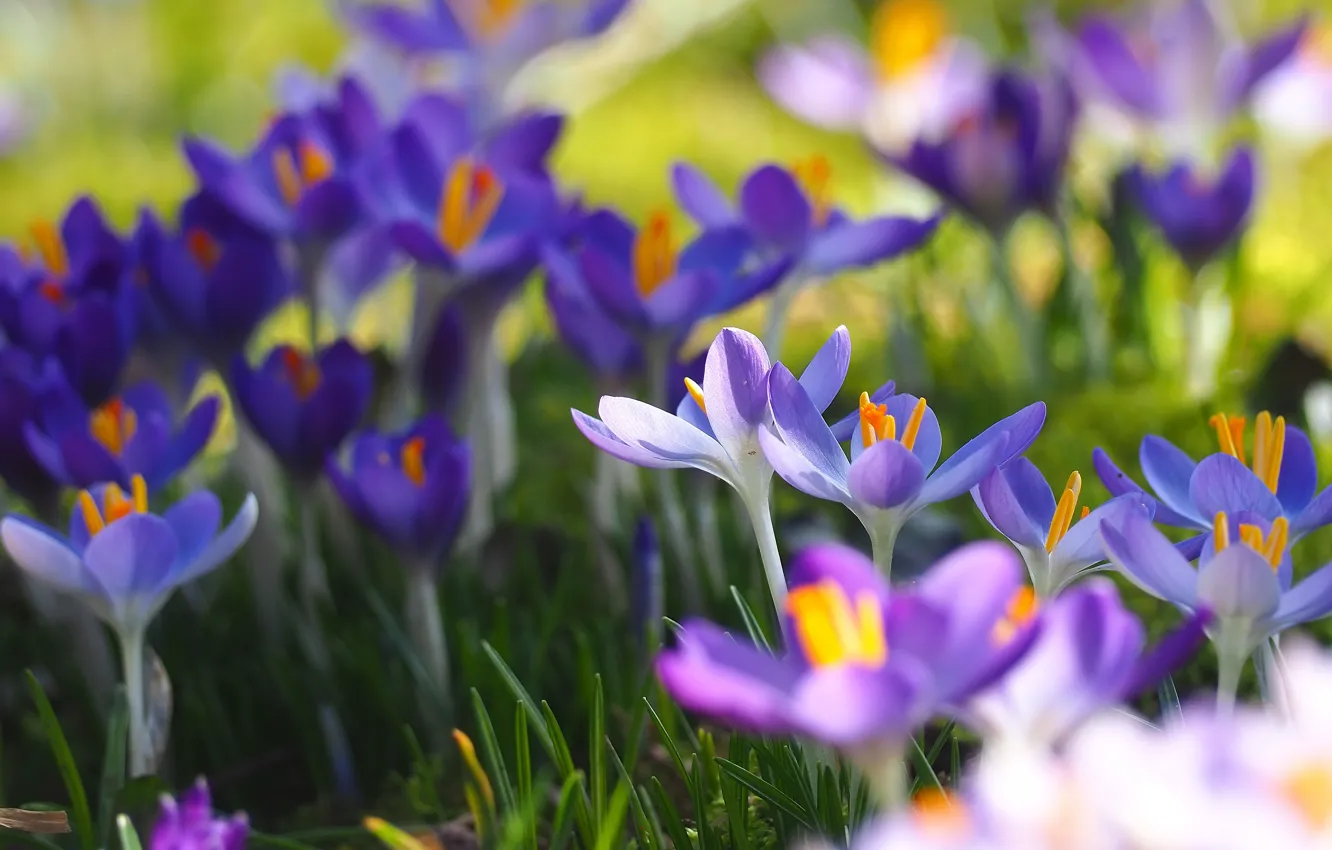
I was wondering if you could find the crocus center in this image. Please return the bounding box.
[1045,471,1090,554]
[684,378,707,414]
[401,436,427,487]
[791,155,833,227]
[1283,764,1332,829]
[992,586,1038,645]
[470,0,525,40]
[273,139,334,207]
[1208,411,1285,494]
[436,157,505,254]
[89,398,138,457]
[912,789,970,838]
[632,210,678,298]
[1213,510,1288,571]
[787,578,887,669]
[186,228,222,272]
[858,393,927,451]
[870,0,948,81]
[78,475,149,537]
[29,220,69,278]
[279,346,322,400]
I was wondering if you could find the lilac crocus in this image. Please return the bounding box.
[1044,0,1307,160]
[543,241,641,385]
[963,578,1207,744]
[1102,508,1332,709]
[150,778,248,850]
[25,380,218,493]
[230,340,374,482]
[1129,147,1256,271]
[1094,410,1332,549]
[574,326,849,610]
[0,477,258,774]
[657,541,1037,804]
[975,458,1152,597]
[0,349,66,513]
[759,355,1045,577]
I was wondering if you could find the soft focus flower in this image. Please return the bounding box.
[1042,0,1307,161]
[631,515,662,646]
[758,0,990,153]
[1255,24,1332,149]
[25,380,218,493]
[230,340,374,481]
[1129,147,1256,270]
[657,542,1037,792]
[1094,409,1332,548]
[964,578,1207,745]
[760,355,1044,575]
[0,349,66,511]
[884,70,1077,235]
[975,458,1151,597]
[0,476,258,635]
[0,197,134,406]
[328,414,470,566]
[150,778,248,850]
[543,240,641,384]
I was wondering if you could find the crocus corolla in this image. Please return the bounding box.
[1130,147,1256,271]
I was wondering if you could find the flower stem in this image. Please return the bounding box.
[762,276,803,359]
[297,242,328,350]
[644,336,700,608]
[1055,216,1108,381]
[299,492,330,609]
[459,309,500,552]
[988,234,1044,388]
[1216,639,1247,717]
[853,744,908,813]
[405,566,452,719]
[866,518,900,581]
[744,492,787,618]
[118,626,151,777]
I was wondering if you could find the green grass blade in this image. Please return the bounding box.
[115,814,142,850]
[647,777,694,850]
[592,784,630,850]
[514,707,535,850]
[643,700,691,792]
[549,772,586,850]
[26,671,94,850]
[729,587,772,650]
[540,702,594,846]
[907,734,943,794]
[590,675,606,826]
[468,690,517,815]
[480,642,554,756]
[715,757,814,830]
[606,738,657,850]
[99,686,129,849]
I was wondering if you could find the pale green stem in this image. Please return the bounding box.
[1055,216,1108,380]
[1216,639,1247,717]
[1181,263,1216,401]
[854,745,908,813]
[405,566,452,717]
[119,626,151,777]
[694,476,727,595]
[644,336,699,608]
[297,242,328,350]
[762,275,803,359]
[459,310,499,551]
[988,234,1044,388]
[743,491,787,617]
[299,491,329,610]
[866,518,901,581]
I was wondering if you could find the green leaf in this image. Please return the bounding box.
[514,707,536,850]
[730,587,772,650]
[647,777,694,850]
[816,764,846,839]
[643,700,691,795]
[592,784,631,850]
[99,686,129,849]
[539,702,594,845]
[715,758,814,830]
[606,737,659,850]
[549,772,586,850]
[907,734,943,794]
[402,726,444,823]
[719,738,750,850]
[26,670,94,850]
[115,814,142,850]
[480,642,553,756]
[590,675,606,826]
[468,690,517,815]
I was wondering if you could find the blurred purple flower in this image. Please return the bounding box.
[543,239,641,384]
[1129,147,1256,270]
[150,778,248,850]
[0,349,66,511]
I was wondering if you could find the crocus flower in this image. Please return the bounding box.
[884,69,1077,235]
[0,349,65,512]
[142,193,292,365]
[1102,508,1332,707]
[573,325,849,608]
[1254,25,1332,149]
[974,458,1152,597]
[1129,147,1256,271]
[328,414,470,566]
[230,340,374,482]
[1094,409,1332,547]
[0,197,134,406]
[1043,0,1306,160]
[657,541,1037,801]
[543,241,641,385]
[24,380,219,493]
[963,578,1207,745]
[150,778,248,850]
[757,0,990,154]
[759,356,1045,576]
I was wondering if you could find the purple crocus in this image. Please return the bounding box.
[1043,0,1307,159]
[974,458,1152,597]
[884,69,1077,235]
[963,578,1207,744]
[1094,410,1332,549]
[1102,508,1332,708]
[543,241,641,385]
[758,352,1045,576]
[0,349,66,512]
[230,340,374,482]
[657,541,1037,800]
[1129,147,1256,271]
[328,414,470,566]
[24,380,218,494]
[0,197,135,406]
[150,778,248,850]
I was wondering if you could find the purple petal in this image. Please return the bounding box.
[1003,457,1059,530]
[786,542,890,607]
[1139,436,1201,524]
[162,491,223,565]
[1273,561,1332,631]
[180,138,288,234]
[757,37,874,129]
[1052,494,1151,570]
[759,427,850,503]
[598,396,729,471]
[1100,510,1197,606]
[788,664,925,745]
[391,221,456,269]
[1236,18,1309,101]
[701,328,771,457]
[805,213,942,275]
[740,165,812,249]
[1189,454,1283,522]
[918,432,1009,506]
[881,394,941,472]
[81,513,180,601]
[976,466,1046,549]
[642,271,712,331]
[1196,545,1280,622]
[1120,610,1210,699]
[767,364,849,487]
[579,245,645,328]
[1294,484,1332,540]
[154,397,220,488]
[1,516,89,594]
[485,112,564,173]
[796,324,851,414]
[1073,17,1160,115]
[573,409,694,470]
[351,3,468,52]
[848,439,927,510]
[173,493,258,585]
[1276,425,1317,515]
[1094,446,1201,529]
[57,434,125,490]
[671,163,735,228]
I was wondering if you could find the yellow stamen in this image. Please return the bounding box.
[1264,517,1290,570]
[272,140,334,208]
[298,140,332,185]
[786,579,887,668]
[901,397,927,451]
[1253,411,1271,484]
[1214,511,1230,553]
[436,158,505,254]
[89,398,138,457]
[1265,417,1286,494]
[475,0,524,40]
[1044,471,1083,553]
[992,586,1038,644]
[684,378,707,414]
[791,155,833,226]
[632,210,678,298]
[78,491,105,536]
[1080,505,1090,520]
[77,474,148,537]
[186,228,221,272]
[1283,765,1332,829]
[1209,411,1286,494]
[401,436,426,487]
[912,788,969,837]
[273,148,302,207]
[870,0,949,81]
[1209,413,1240,459]
[30,220,68,277]
[1217,510,1290,570]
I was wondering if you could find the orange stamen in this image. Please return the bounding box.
[475,0,524,39]
[870,0,949,80]
[186,228,221,272]
[436,158,505,254]
[912,788,969,837]
[792,155,833,226]
[992,586,1038,644]
[900,397,927,451]
[401,436,426,486]
[298,140,333,185]
[38,280,66,305]
[279,347,322,400]
[1214,511,1230,553]
[273,148,302,207]
[29,220,68,277]
[77,475,148,537]
[632,210,678,298]
[684,378,707,414]
[786,579,887,668]
[89,398,138,456]
[1045,472,1083,553]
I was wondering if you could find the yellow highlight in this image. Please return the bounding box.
[870,0,949,80]
[1209,411,1285,494]
[792,155,833,226]
[632,210,678,297]
[77,475,149,537]
[1283,764,1332,830]
[992,586,1038,644]
[401,436,426,486]
[684,377,707,413]
[90,398,138,457]
[29,220,68,277]
[786,579,887,669]
[857,393,928,451]
[1044,472,1083,553]
[912,788,969,837]
[437,158,505,254]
